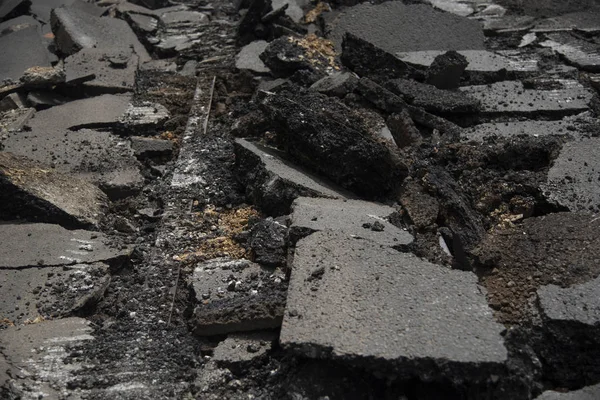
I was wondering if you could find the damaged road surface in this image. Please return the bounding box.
[2,0,600,399]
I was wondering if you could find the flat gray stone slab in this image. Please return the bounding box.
[538,275,600,326]
[290,197,413,247]
[533,10,600,33]
[0,152,108,229]
[30,0,105,24]
[234,139,350,216]
[541,33,600,72]
[0,0,24,19]
[460,80,592,116]
[0,262,109,322]
[281,230,507,379]
[0,15,39,33]
[190,258,286,336]
[51,6,150,61]
[396,50,538,76]
[328,2,484,53]
[543,138,600,213]
[65,47,140,92]
[235,41,270,74]
[461,119,585,141]
[0,223,130,269]
[0,318,93,398]
[0,25,50,82]
[537,384,600,399]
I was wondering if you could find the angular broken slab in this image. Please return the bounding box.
[30,0,105,24]
[0,262,110,322]
[51,6,150,61]
[0,223,130,269]
[2,127,143,199]
[0,318,93,398]
[234,139,350,216]
[290,197,413,247]
[130,136,173,158]
[538,275,600,326]
[310,71,358,98]
[328,2,485,53]
[533,10,600,33]
[119,102,170,134]
[461,119,584,142]
[235,41,270,74]
[0,25,50,82]
[65,47,140,93]
[385,79,480,114]
[396,50,538,81]
[541,33,600,72]
[212,331,276,367]
[537,384,600,399]
[0,152,108,229]
[0,0,24,19]
[281,230,507,381]
[543,138,600,213]
[190,258,286,336]
[460,80,592,117]
[0,107,35,133]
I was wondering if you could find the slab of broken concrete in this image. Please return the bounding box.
[234,138,351,216]
[289,197,413,247]
[190,258,286,336]
[281,230,507,382]
[0,152,108,229]
[0,24,50,82]
[541,33,600,72]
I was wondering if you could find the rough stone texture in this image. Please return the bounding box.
[0,107,35,133]
[290,197,413,247]
[537,384,600,399]
[130,136,174,158]
[543,138,600,213]
[460,80,592,117]
[385,79,480,114]
[426,50,468,90]
[327,2,485,53]
[235,40,270,74]
[119,102,170,134]
[65,47,140,92]
[309,71,358,98]
[20,64,66,86]
[541,33,600,72]
[534,10,600,33]
[0,25,50,82]
[539,275,600,326]
[0,318,93,399]
[0,92,26,112]
[234,138,350,216]
[248,217,288,267]
[0,223,131,269]
[0,152,109,229]
[50,6,150,61]
[260,89,407,198]
[462,120,583,142]
[396,50,538,81]
[281,230,507,381]
[476,212,600,324]
[386,110,422,148]
[212,331,276,367]
[399,179,440,229]
[190,258,287,336]
[0,262,110,322]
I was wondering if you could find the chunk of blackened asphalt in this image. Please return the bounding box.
[385,79,480,115]
[386,110,422,149]
[50,6,150,61]
[259,36,316,78]
[259,88,407,198]
[398,178,439,229]
[190,258,286,336]
[341,33,409,83]
[0,152,108,229]
[238,0,271,45]
[289,197,413,247]
[328,2,485,54]
[281,230,507,383]
[248,217,288,267]
[130,136,174,159]
[309,71,358,98]
[426,50,468,90]
[234,138,349,216]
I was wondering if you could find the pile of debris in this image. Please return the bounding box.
[1,0,600,398]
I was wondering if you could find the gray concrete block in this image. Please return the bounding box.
[541,33,600,72]
[0,152,108,229]
[212,331,276,366]
[0,223,131,269]
[538,275,600,326]
[290,197,413,247]
[235,41,270,74]
[543,138,600,212]
[0,25,50,82]
[460,80,592,116]
[281,230,507,380]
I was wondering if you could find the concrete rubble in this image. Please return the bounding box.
[2,0,600,398]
